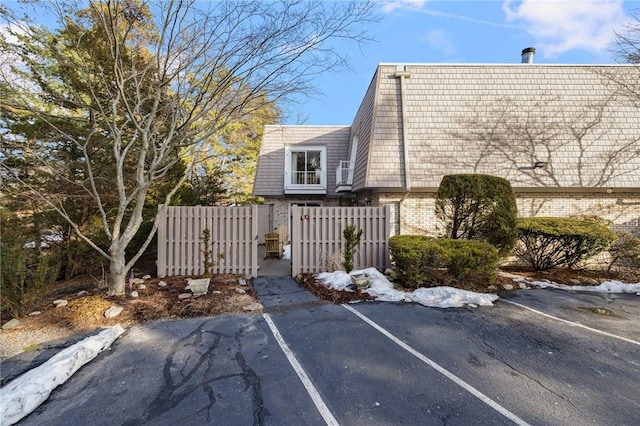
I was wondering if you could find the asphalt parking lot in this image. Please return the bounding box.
[8,277,640,425]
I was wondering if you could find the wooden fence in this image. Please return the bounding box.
[157,205,258,277]
[291,206,390,275]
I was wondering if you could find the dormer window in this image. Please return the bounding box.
[284,145,326,194]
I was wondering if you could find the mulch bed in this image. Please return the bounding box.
[296,274,374,303]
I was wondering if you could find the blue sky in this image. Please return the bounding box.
[287,0,639,125]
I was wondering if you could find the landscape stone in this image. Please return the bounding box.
[235,288,246,294]
[237,277,247,286]
[178,293,192,299]
[584,278,600,286]
[104,306,123,318]
[568,279,582,286]
[212,290,222,294]
[518,282,528,289]
[2,319,20,330]
[502,284,515,291]
[158,281,167,287]
[142,274,151,280]
[53,299,68,308]
[185,278,210,295]
[77,290,89,296]
[132,278,145,285]
[487,285,498,291]
[137,284,146,290]
[130,291,139,298]
[28,311,42,316]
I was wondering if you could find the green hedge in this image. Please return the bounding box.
[515,217,616,270]
[435,174,518,256]
[389,235,499,288]
[1,246,60,318]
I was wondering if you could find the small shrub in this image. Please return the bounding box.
[389,235,442,287]
[0,246,60,318]
[323,250,344,272]
[435,238,499,284]
[515,217,616,270]
[342,225,363,273]
[608,232,640,271]
[200,228,213,278]
[389,235,499,288]
[435,174,518,256]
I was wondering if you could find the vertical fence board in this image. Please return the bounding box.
[157,206,258,278]
[290,206,390,275]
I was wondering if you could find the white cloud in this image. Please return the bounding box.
[381,0,428,14]
[423,29,456,56]
[503,0,628,57]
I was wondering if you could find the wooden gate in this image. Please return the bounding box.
[290,206,390,275]
[257,204,273,244]
[157,205,258,277]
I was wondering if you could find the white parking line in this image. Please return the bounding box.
[500,299,640,347]
[342,304,532,426]
[263,313,340,426]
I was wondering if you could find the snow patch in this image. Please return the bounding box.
[316,268,499,308]
[0,324,125,425]
[282,244,291,260]
[530,280,640,294]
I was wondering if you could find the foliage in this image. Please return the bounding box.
[515,217,617,270]
[342,225,363,273]
[608,232,640,271]
[215,96,281,205]
[389,235,498,288]
[175,165,228,206]
[435,174,518,256]
[0,0,376,295]
[200,228,213,278]
[0,246,61,318]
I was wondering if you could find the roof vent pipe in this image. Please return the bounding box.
[521,47,536,64]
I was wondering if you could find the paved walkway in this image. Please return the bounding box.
[252,276,321,312]
[257,245,291,276]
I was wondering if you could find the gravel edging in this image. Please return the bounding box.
[0,327,76,361]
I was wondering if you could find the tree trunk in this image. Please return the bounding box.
[108,248,127,295]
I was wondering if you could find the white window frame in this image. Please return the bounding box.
[284,145,327,194]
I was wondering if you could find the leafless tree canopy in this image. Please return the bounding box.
[0,0,377,294]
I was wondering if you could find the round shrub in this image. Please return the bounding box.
[515,217,617,270]
[435,174,518,256]
[389,235,499,288]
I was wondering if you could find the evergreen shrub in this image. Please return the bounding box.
[515,217,616,270]
[389,235,499,288]
[435,174,518,256]
[342,225,363,273]
[1,246,60,318]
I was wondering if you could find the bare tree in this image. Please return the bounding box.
[614,10,640,64]
[0,0,376,294]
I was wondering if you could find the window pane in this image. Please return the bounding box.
[307,151,321,171]
[289,150,322,185]
[291,151,304,184]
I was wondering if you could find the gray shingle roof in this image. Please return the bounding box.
[357,64,640,191]
[254,125,350,197]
